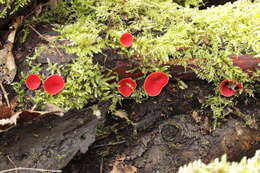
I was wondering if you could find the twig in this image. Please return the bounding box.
[0,167,61,173]
[100,158,104,173]
[0,82,10,107]
[28,25,64,58]
[6,156,18,173]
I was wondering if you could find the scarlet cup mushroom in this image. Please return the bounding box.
[219,80,243,97]
[119,33,133,48]
[143,72,169,96]
[25,74,41,90]
[43,74,65,95]
[118,78,137,97]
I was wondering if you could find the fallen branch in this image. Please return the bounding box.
[0,167,61,173]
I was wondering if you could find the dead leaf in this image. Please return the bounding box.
[48,0,60,9]
[0,105,12,119]
[0,16,23,107]
[114,110,132,123]
[0,98,17,119]
[45,104,65,116]
[191,111,202,123]
[110,161,137,173]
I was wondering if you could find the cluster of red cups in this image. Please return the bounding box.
[25,74,64,95]
[118,33,170,97]
[118,72,169,97]
[118,33,243,97]
[25,33,243,98]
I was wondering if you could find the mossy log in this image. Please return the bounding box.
[0,11,259,171]
[0,35,259,172]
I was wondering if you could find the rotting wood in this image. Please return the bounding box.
[63,80,260,173]
[0,101,109,171]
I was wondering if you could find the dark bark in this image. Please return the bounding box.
[64,81,260,173]
[0,101,109,171]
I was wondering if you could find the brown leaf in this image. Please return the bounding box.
[110,162,137,173]
[0,105,12,119]
[48,0,59,9]
[0,98,17,119]
[45,104,65,116]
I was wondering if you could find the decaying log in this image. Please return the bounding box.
[64,80,260,173]
[0,22,257,172]
[0,101,109,171]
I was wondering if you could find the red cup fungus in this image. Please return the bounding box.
[119,33,133,47]
[43,74,65,95]
[143,72,169,96]
[25,74,41,90]
[118,78,137,97]
[219,80,243,97]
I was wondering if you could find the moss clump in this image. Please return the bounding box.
[178,150,260,173]
[0,0,30,18]
[32,54,117,111]
[14,0,260,119]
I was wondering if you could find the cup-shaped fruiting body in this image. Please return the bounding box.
[119,33,133,48]
[118,78,137,97]
[219,80,243,97]
[43,74,65,95]
[25,74,41,90]
[143,72,169,96]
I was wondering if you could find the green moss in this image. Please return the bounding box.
[178,150,260,173]
[14,0,260,120]
[0,0,30,18]
[19,49,117,111]
[173,0,203,7]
